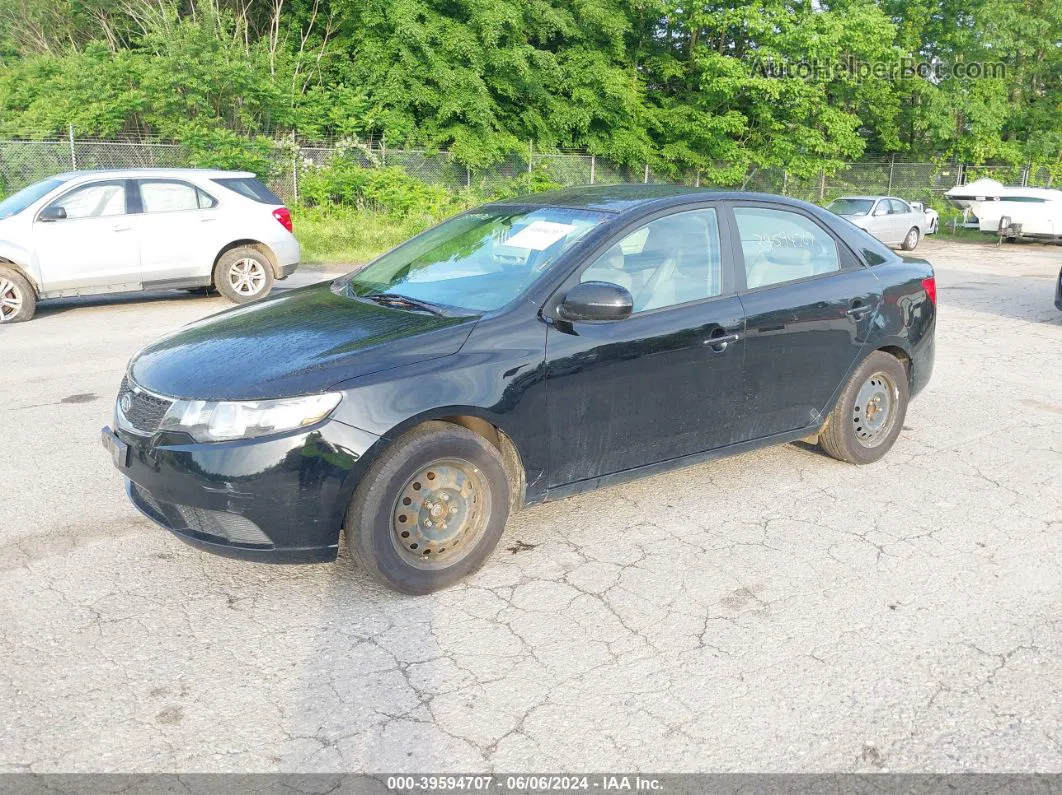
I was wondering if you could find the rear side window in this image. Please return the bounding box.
[889,199,911,214]
[139,180,217,213]
[734,207,840,289]
[213,177,281,205]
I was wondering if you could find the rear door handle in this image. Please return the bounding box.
[846,302,875,318]
[704,332,741,352]
[112,224,132,232]
[201,217,217,223]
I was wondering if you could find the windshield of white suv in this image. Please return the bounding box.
[338,206,609,313]
[0,177,70,220]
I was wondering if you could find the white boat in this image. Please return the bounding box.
[946,178,1062,240]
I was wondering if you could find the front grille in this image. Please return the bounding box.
[117,376,173,435]
[130,482,272,548]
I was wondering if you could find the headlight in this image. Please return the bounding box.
[158,393,342,442]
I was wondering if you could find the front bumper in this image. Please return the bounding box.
[103,419,382,563]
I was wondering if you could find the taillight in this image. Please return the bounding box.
[272,207,293,233]
[921,276,936,305]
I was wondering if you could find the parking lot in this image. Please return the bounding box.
[1,239,1061,772]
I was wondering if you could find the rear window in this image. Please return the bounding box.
[212,177,281,205]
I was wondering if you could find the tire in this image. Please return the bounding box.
[818,351,910,465]
[901,227,920,251]
[213,246,275,304]
[345,421,511,594]
[0,267,36,323]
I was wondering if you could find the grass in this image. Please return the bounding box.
[293,205,441,266]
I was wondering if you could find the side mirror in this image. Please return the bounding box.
[559,281,634,323]
[39,205,67,222]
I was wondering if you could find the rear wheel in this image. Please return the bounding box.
[214,246,274,304]
[901,227,920,251]
[819,351,909,465]
[345,421,511,594]
[0,267,36,323]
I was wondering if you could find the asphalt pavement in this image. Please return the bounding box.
[1,242,1061,772]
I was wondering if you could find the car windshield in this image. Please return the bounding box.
[339,206,609,312]
[0,176,70,220]
[827,198,875,216]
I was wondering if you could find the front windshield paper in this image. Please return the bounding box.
[503,221,577,250]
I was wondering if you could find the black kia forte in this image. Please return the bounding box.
[102,185,936,593]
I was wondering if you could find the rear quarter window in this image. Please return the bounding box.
[212,177,282,205]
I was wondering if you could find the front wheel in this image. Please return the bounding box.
[214,247,275,304]
[0,267,36,323]
[901,227,920,251]
[345,421,511,594]
[818,351,910,465]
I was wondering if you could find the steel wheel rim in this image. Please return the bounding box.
[0,277,22,322]
[390,458,492,569]
[906,229,918,247]
[852,371,898,447]
[229,258,266,296]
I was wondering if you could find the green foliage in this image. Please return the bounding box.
[299,155,455,216]
[0,0,1058,178]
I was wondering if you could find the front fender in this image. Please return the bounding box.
[0,239,40,291]
[330,344,550,503]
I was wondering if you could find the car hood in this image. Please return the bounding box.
[130,282,478,400]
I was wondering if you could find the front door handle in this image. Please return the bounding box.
[201,217,217,223]
[704,331,741,352]
[112,224,132,232]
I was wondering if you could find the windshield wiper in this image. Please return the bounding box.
[361,292,447,316]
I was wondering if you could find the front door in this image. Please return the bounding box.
[544,206,746,488]
[33,179,141,294]
[731,203,883,440]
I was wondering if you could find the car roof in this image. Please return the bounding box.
[831,195,897,202]
[488,184,826,216]
[56,168,257,181]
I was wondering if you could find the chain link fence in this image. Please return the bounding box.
[0,135,1056,207]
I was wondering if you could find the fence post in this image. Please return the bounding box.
[694,169,700,188]
[590,155,596,185]
[68,124,77,170]
[887,153,895,194]
[782,169,788,196]
[818,170,826,202]
[955,163,964,186]
[1021,164,1029,187]
[381,136,387,167]
[643,164,649,184]
[291,131,298,205]
[528,141,533,173]
[467,165,472,188]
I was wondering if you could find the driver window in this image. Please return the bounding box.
[46,182,126,220]
[579,208,722,313]
[734,207,840,289]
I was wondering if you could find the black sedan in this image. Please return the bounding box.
[102,186,936,593]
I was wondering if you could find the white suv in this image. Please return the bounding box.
[0,168,300,323]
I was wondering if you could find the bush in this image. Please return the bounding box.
[300,156,455,217]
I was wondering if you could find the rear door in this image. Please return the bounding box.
[133,179,223,287]
[32,179,141,294]
[544,205,746,487]
[729,202,882,440]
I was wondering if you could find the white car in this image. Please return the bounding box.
[0,168,300,323]
[908,201,939,235]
